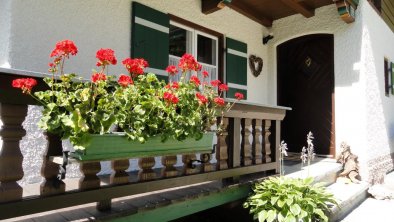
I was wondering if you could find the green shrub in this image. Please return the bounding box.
[244,177,337,222]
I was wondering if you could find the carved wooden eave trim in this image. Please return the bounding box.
[334,0,359,23]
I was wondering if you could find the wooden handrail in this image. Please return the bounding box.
[0,68,289,220]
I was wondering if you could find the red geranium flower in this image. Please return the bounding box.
[196,92,208,104]
[118,74,133,87]
[171,82,179,89]
[50,40,78,58]
[202,70,209,78]
[214,97,225,106]
[166,65,178,76]
[178,53,201,72]
[91,72,107,83]
[122,58,148,76]
[211,79,221,87]
[96,48,117,67]
[235,92,244,100]
[190,75,201,87]
[219,84,229,92]
[12,78,37,94]
[163,92,179,104]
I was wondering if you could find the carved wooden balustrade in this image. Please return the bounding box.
[0,68,288,220]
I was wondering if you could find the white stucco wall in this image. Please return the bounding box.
[0,0,11,67]
[268,1,394,182]
[3,0,270,104]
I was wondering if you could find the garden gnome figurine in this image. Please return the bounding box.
[336,142,361,183]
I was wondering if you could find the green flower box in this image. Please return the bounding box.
[70,132,215,161]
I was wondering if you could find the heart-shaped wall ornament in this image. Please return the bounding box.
[249,55,263,77]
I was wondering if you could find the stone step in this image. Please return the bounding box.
[285,158,342,186]
[327,182,369,222]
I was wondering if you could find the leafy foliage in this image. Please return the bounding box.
[244,177,337,222]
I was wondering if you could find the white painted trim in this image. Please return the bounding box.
[227,48,247,58]
[135,17,169,34]
[145,67,167,76]
[227,82,248,90]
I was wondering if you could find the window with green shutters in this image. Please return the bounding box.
[131,2,169,81]
[225,38,247,99]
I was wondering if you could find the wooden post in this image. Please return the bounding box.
[200,153,213,173]
[275,120,281,174]
[138,157,156,181]
[110,159,130,185]
[216,117,230,170]
[263,120,272,163]
[79,162,101,190]
[253,119,263,164]
[230,118,241,168]
[241,118,253,166]
[161,155,178,177]
[40,133,65,196]
[182,154,199,175]
[0,104,27,203]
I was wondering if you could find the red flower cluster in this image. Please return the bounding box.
[235,92,244,100]
[91,72,107,83]
[190,75,201,87]
[50,40,78,58]
[118,74,133,87]
[96,48,117,67]
[166,65,178,76]
[196,92,208,104]
[211,80,221,87]
[165,82,179,89]
[122,58,148,76]
[12,78,37,94]
[214,97,225,106]
[219,84,229,92]
[202,70,209,78]
[163,92,179,104]
[178,53,202,72]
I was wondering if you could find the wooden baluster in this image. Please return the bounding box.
[161,155,178,177]
[241,119,253,166]
[182,154,199,175]
[79,162,101,190]
[263,120,272,163]
[138,157,156,181]
[40,133,65,196]
[0,104,27,203]
[110,159,129,185]
[216,117,230,170]
[200,153,213,172]
[253,119,263,164]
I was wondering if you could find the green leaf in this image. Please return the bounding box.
[284,214,296,222]
[303,177,314,185]
[271,196,279,205]
[266,210,276,222]
[314,208,328,222]
[290,204,301,216]
[258,210,268,222]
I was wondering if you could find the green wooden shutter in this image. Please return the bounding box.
[225,37,247,99]
[132,2,169,80]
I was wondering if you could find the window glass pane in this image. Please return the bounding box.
[197,34,216,66]
[169,25,187,57]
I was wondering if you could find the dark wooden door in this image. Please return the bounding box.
[277,34,334,156]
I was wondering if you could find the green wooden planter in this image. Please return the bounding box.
[70,132,215,161]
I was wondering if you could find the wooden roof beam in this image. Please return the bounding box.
[228,1,273,27]
[280,0,315,18]
[202,0,226,14]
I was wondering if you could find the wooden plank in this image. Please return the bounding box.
[0,163,276,220]
[232,118,241,168]
[280,0,314,18]
[108,185,251,222]
[202,0,223,14]
[227,1,272,27]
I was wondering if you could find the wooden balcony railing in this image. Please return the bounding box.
[0,68,289,220]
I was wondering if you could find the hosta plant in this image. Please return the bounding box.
[12,40,244,149]
[244,177,337,222]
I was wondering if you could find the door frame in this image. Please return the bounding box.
[275,33,336,157]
